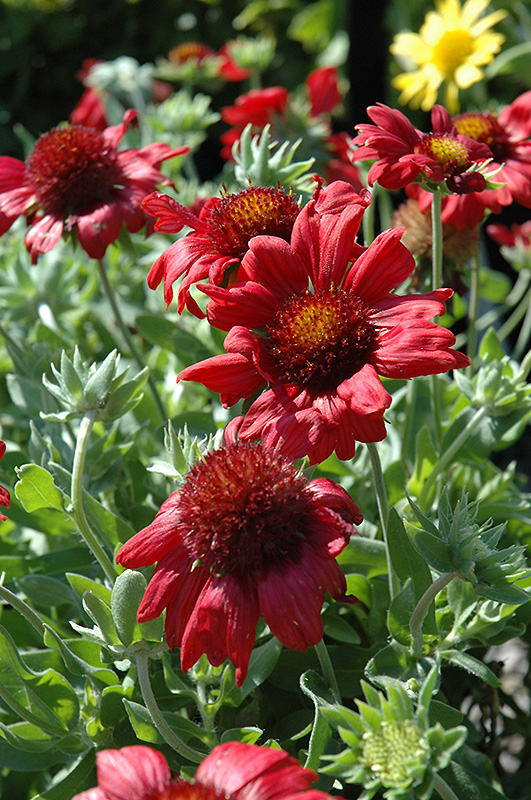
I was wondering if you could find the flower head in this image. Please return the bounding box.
[72,741,342,800]
[352,103,492,193]
[0,441,10,521]
[0,112,188,262]
[320,667,467,800]
[390,0,506,113]
[406,92,531,229]
[143,183,301,316]
[116,434,361,685]
[177,181,469,465]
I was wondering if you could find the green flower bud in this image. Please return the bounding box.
[41,347,148,422]
[407,490,530,605]
[320,664,467,800]
[232,124,316,200]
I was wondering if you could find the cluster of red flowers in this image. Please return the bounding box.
[352,93,531,230]
[220,66,362,188]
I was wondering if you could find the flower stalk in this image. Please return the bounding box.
[419,405,488,508]
[466,247,481,365]
[410,572,456,657]
[135,650,207,763]
[70,410,116,584]
[367,441,400,600]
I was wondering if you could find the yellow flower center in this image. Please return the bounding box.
[415,133,469,171]
[360,720,428,788]
[432,29,474,76]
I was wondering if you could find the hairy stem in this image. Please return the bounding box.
[410,572,456,657]
[367,441,400,600]
[419,405,488,508]
[136,651,207,763]
[71,411,116,584]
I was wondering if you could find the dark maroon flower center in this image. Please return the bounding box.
[453,112,510,163]
[414,133,469,173]
[267,289,378,391]
[147,777,225,800]
[207,185,300,262]
[179,442,311,576]
[25,124,124,217]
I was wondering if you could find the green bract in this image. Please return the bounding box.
[232,123,316,198]
[320,665,467,800]
[407,490,530,605]
[41,347,148,423]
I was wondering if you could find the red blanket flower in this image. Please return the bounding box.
[0,112,188,262]
[178,182,469,464]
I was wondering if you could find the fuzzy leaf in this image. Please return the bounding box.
[14,465,65,512]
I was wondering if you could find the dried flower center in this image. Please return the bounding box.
[26,125,123,217]
[207,186,300,261]
[453,111,509,161]
[415,133,469,172]
[267,289,378,391]
[360,720,428,788]
[179,442,311,576]
[432,30,473,75]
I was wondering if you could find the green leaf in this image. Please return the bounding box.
[82,591,121,647]
[220,727,263,745]
[440,649,501,687]
[123,700,212,749]
[30,750,96,800]
[407,425,438,502]
[338,536,388,578]
[0,734,68,771]
[440,758,508,800]
[388,510,437,632]
[15,575,76,610]
[14,465,65,512]
[323,613,361,644]
[43,626,119,684]
[0,625,79,736]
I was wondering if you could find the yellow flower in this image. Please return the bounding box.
[390,0,506,113]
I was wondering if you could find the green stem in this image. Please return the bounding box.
[432,772,461,800]
[430,189,444,444]
[71,412,116,584]
[0,577,44,636]
[402,378,418,475]
[362,183,377,246]
[512,292,531,361]
[314,638,340,699]
[476,270,531,333]
[136,651,206,763]
[498,283,531,344]
[419,405,488,508]
[466,248,481,366]
[96,258,167,424]
[431,189,443,291]
[410,572,455,657]
[367,442,400,600]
